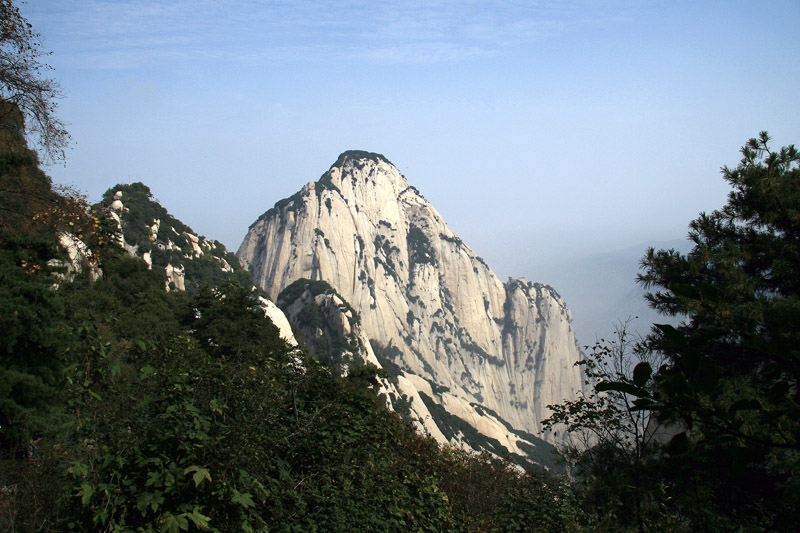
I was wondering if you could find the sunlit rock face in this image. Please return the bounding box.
[238,151,585,442]
[255,296,298,347]
[275,280,446,443]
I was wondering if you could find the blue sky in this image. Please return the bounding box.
[24,0,800,280]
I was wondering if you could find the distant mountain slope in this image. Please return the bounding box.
[238,151,586,445]
[531,240,692,348]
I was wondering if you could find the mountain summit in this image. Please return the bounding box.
[238,151,585,444]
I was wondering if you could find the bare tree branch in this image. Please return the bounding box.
[0,0,70,163]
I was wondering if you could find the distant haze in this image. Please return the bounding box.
[531,239,694,349]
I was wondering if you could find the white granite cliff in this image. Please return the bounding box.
[276,281,447,444]
[237,151,585,442]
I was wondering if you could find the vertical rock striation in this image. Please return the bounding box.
[238,151,584,441]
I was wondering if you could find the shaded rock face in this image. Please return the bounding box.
[276,279,446,443]
[238,151,585,440]
[277,279,367,375]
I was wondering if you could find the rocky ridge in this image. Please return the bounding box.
[97,183,298,345]
[238,151,586,445]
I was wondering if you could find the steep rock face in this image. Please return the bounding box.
[276,279,446,443]
[256,296,299,347]
[238,151,584,440]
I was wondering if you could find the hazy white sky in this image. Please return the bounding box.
[25,0,800,280]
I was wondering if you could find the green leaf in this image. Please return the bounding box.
[232,489,256,509]
[186,507,211,530]
[595,380,650,398]
[67,461,89,478]
[136,490,165,514]
[209,398,225,415]
[160,513,189,533]
[145,471,161,487]
[78,482,94,505]
[632,361,652,388]
[184,465,212,487]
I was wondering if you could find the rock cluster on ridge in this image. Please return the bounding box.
[96,182,298,346]
[237,151,586,444]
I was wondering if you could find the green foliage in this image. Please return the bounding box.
[544,324,659,455]
[334,150,390,168]
[547,133,800,530]
[0,101,60,236]
[17,243,589,531]
[542,326,681,529]
[184,280,286,362]
[277,278,368,375]
[101,182,179,248]
[278,277,360,326]
[439,233,463,247]
[407,223,436,267]
[256,189,306,223]
[432,447,590,532]
[97,182,254,295]
[0,205,604,533]
[0,232,66,451]
[633,133,800,529]
[47,256,460,531]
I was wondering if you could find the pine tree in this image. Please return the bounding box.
[635,132,800,529]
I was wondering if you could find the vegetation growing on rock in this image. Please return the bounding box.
[408,223,436,267]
